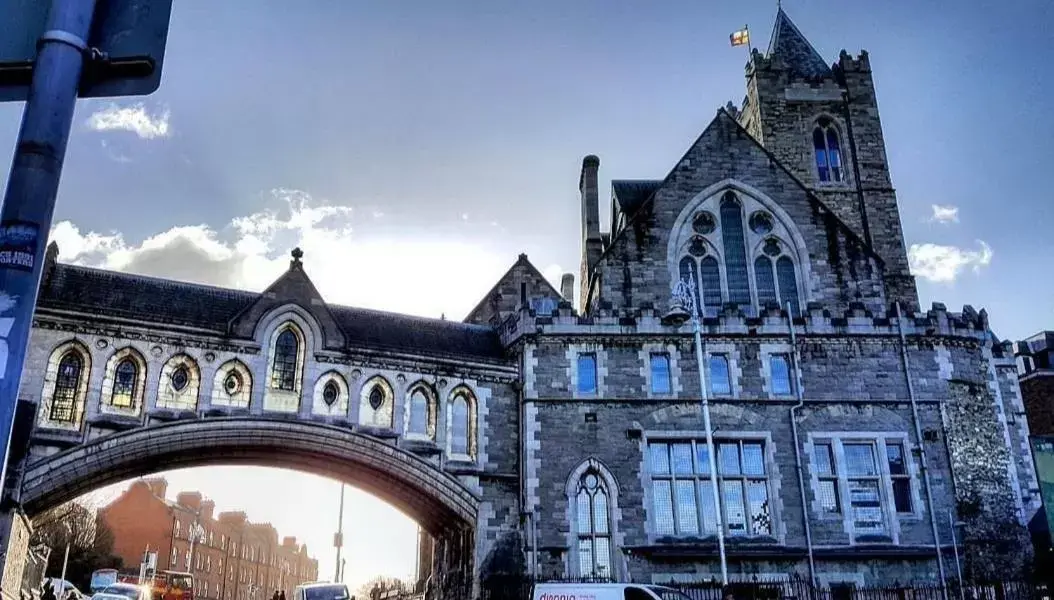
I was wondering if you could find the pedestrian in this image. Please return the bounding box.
[40,581,56,600]
[278,591,286,600]
[272,591,279,600]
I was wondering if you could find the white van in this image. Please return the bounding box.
[532,583,693,600]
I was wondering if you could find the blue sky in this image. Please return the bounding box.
[5,0,1053,589]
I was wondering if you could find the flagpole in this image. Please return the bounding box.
[745,24,753,57]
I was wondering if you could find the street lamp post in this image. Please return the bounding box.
[59,522,71,595]
[663,273,728,585]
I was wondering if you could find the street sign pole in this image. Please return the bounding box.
[0,0,98,492]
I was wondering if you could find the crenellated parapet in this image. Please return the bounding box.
[500,299,994,347]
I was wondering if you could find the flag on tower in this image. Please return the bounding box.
[730,27,750,47]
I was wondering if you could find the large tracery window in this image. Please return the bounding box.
[676,190,803,317]
[51,352,83,422]
[575,471,612,579]
[813,118,844,183]
[270,328,299,391]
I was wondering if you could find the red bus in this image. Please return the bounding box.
[114,570,194,600]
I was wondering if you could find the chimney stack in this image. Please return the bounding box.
[560,273,575,302]
[579,155,603,314]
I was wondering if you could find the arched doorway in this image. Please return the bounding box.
[20,417,477,598]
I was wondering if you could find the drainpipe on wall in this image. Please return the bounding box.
[895,303,948,593]
[785,302,816,586]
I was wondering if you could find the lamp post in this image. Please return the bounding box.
[59,522,71,596]
[949,511,965,600]
[663,273,728,585]
[334,484,345,582]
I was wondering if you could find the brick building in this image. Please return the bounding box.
[99,479,318,600]
[1014,332,1054,436]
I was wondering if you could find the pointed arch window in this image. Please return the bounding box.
[111,357,138,408]
[776,256,801,316]
[813,118,844,182]
[271,329,299,391]
[720,193,751,305]
[576,471,612,579]
[408,388,432,438]
[449,390,476,460]
[50,352,83,422]
[754,256,778,308]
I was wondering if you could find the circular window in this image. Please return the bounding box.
[368,386,385,410]
[692,211,716,234]
[223,372,241,396]
[687,236,708,257]
[323,381,339,406]
[749,211,774,235]
[171,366,190,392]
[763,238,782,257]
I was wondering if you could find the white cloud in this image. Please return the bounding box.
[49,190,510,319]
[85,103,171,139]
[928,204,960,224]
[908,240,993,283]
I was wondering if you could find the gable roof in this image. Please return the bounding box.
[584,108,884,307]
[38,263,504,361]
[767,8,832,79]
[463,253,563,322]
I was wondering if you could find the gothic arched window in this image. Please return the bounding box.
[576,471,612,579]
[754,256,778,308]
[449,389,476,460]
[720,193,751,306]
[407,387,434,439]
[111,357,138,408]
[777,256,801,316]
[51,352,83,422]
[813,118,844,183]
[271,328,299,391]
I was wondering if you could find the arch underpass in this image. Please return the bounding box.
[21,417,478,595]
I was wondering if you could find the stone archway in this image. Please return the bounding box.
[20,417,478,597]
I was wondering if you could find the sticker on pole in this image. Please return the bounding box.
[0,220,39,271]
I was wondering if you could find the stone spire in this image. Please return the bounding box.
[767,8,832,79]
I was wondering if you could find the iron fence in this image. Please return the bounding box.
[474,575,1054,600]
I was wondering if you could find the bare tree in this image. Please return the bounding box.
[355,576,408,599]
[31,500,122,592]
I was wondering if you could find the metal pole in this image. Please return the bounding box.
[58,541,70,592]
[895,303,948,597]
[334,484,345,582]
[688,286,727,585]
[0,0,98,494]
[786,302,816,586]
[949,511,964,600]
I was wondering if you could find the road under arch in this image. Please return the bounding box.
[20,417,477,596]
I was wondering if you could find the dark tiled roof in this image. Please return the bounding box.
[612,180,663,216]
[330,305,504,360]
[767,8,832,80]
[39,264,505,361]
[41,264,257,330]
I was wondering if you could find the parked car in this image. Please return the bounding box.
[90,583,151,600]
[532,583,693,600]
[44,578,86,600]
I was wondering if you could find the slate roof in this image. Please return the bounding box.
[39,263,505,361]
[612,180,663,217]
[767,8,832,79]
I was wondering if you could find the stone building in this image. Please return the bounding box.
[11,7,1038,592]
[98,478,318,600]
